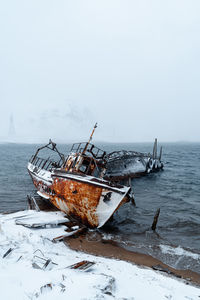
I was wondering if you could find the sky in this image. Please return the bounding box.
[0,0,200,143]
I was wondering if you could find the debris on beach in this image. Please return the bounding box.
[15,211,69,228]
[3,247,14,259]
[67,260,95,271]
[52,227,87,243]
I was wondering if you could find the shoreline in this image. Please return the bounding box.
[64,231,200,287]
[4,207,200,287]
[1,210,200,299]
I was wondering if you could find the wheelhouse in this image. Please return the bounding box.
[64,142,107,178]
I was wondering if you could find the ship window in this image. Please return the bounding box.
[93,167,99,177]
[79,159,90,173]
[79,164,88,173]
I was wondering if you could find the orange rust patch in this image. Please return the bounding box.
[50,178,103,227]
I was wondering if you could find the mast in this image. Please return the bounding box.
[152,138,157,159]
[82,123,97,155]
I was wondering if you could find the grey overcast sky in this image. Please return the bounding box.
[0,0,200,143]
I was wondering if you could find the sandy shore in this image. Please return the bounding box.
[64,231,200,286]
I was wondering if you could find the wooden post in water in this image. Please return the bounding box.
[151,208,160,231]
[27,195,33,210]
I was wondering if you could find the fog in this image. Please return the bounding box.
[1,0,200,143]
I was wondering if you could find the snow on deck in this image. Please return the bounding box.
[0,210,199,300]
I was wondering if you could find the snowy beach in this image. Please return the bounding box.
[0,210,199,300]
[1,0,200,298]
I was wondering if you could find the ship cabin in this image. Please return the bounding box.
[64,142,107,179]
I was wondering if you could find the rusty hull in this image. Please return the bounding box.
[27,163,130,228]
[51,177,103,227]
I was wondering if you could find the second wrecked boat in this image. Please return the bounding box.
[27,124,133,228]
[105,139,163,181]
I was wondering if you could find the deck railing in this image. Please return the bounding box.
[29,155,63,171]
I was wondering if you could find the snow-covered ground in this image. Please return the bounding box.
[0,210,199,300]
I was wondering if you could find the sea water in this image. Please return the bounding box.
[0,142,199,272]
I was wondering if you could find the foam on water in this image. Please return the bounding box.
[160,245,200,260]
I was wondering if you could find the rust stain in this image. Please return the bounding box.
[51,178,102,227]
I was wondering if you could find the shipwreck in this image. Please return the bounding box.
[27,124,134,228]
[105,139,163,181]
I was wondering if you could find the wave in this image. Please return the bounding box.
[159,244,200,260]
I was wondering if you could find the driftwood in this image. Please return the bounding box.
[53,227,87,243]
[3,248,13,258]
